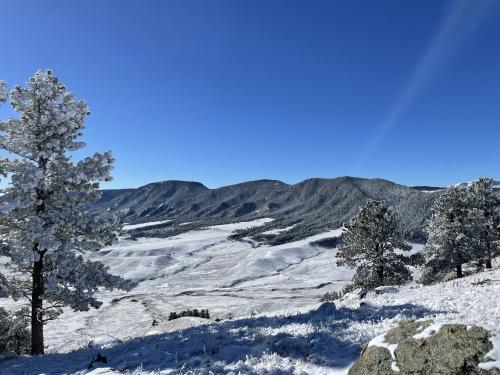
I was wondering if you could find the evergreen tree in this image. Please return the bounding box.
[168,312,177,321]
[0,81,8,299]
[422,185,473,283]
[336,200,412,289]
[0,70,134,355]
[466,178,500,269]
[0,307,30,355]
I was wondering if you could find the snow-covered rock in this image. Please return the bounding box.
[342,288,367,301]
[88,335,122,349]
[350,320,499,375]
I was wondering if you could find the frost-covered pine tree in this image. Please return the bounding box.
[336,200,412,290]
[467,177,500,269]
[0,80,9,298]
[422,185,473,283]
[0,80,8,102]
[0,307,30,355]
[0,70,133,355]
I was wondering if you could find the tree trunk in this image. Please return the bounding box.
[31,248,44,355]
[375,243,384,286]
[485,258,492,269]
[30,158,48,355]
[376,264,384,285]
[456,263,463,278]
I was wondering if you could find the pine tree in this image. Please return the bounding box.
[0,70,134,355]
[422,185,473,283]
[0,81,11,300]
[467,178,500,269]
[0,307,30,355]
[336,200,412,290]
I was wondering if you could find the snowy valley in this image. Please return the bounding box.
[2,218,499,374]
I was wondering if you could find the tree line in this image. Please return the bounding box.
[168,309,210,321]
[335,178,499,291]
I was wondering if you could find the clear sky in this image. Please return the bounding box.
[0,0,499,189]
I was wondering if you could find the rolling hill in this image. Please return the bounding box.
[91,177,441,243]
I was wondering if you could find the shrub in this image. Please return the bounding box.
[168,309,210,321]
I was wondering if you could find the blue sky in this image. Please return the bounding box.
[0,0,499,189]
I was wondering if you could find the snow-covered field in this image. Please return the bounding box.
[122,220,172,231]
[1,218,500,374]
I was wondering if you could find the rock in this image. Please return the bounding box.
[384,319,433,343]
[348,345,395,375]
[397,324,496,375]
[315,301,336,315]
[349,320,499,375]
[342,288,367,301]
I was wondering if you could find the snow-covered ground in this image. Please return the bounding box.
[261,225,296,235]
[1,218,500,374]
[122,220,172,231]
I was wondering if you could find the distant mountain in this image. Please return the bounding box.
[411,186,443,192]
[91,177,441,243]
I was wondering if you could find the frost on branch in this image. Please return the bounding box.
[0,307,30,355]
[422,179,500,283]
[466,177,500,269]
[0,81,7,103]
[336,200,412,290]
[0,70,135,347]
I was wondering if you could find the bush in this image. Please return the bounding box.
[168,309,210,321]
[0,307,30,356]
[320,284,356,302]
[320,291,342,302]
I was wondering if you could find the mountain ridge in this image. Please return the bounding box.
[91,176,444,244]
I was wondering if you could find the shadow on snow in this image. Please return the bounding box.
[1,302,448,375]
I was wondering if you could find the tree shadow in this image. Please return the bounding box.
[1,302,448,375]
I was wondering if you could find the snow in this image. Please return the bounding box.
[261,225,296,235]
[368,333,399,372]
[412,322,443,340]
[146,316,210,335]
[179,221,198,226]
[1,218,500,374]
[480,347,500,371]
[122,220,171,230]
[88,335,122,349]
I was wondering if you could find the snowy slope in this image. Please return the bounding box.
[0,219,350,353]
[3,267,500,374]
[122,220,172,231]
[1,219,499,374]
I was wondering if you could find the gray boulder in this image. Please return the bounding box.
[349,320,500,375]
[348,345,395,375]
